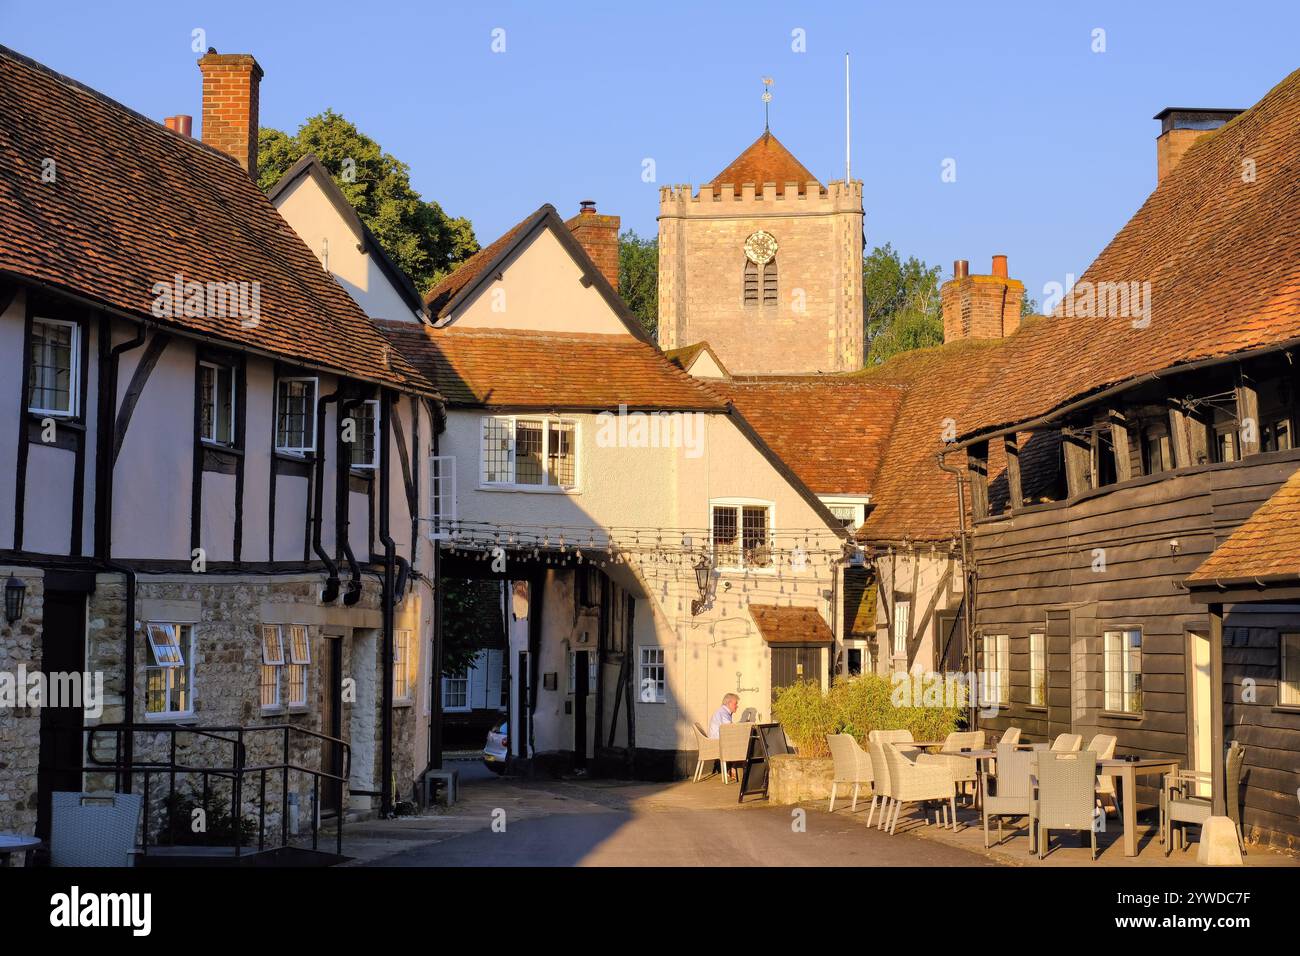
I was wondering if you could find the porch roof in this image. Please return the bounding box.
[1186,466,1300,589]
[749,604,834,646]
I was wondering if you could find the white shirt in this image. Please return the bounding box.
[708,704,734,738]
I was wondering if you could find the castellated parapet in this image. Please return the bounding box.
[657,179,864,375]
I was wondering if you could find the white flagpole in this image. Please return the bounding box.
[845,52,851,182]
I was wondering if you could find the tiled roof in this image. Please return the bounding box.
[954,66,1300,440]
[0,45,433,393]
[423,208,543,319]
[1186,467,1300,586]
[713,377,903,496]
[749,603,834,645]
[708,130,821,196]
[376,323,727,411]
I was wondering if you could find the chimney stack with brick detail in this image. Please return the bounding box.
[941,255,1023,344]
[198,50,263,178]
[1153,107,1243,184]
[565,200,621,290]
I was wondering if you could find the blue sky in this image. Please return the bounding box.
[5,0,1298,303]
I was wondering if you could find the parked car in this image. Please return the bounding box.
[483,718,509,773]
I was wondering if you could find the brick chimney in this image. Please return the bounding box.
[565,200,621,289]
[1154,107,1242,183]
[941,255,1023,344]
[198,50,264,177]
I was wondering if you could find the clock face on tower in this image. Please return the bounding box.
[743,230,778,266]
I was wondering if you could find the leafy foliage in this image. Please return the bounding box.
[155,789,257,847]
[618,229,659,336]
[440,578,505,677]
[258,111,478,294]
[862,243,944,366]
[772,674,965,757]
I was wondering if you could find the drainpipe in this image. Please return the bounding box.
[379,391,396,814]
[96,318,146,786]
[937,450,978,730]
[312,388,341,603]
[337,395,363,606]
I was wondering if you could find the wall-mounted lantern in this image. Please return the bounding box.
[4,575,27,624]
[691,555,714,616]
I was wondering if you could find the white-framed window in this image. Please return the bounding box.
[1281,633,1300,708]
[260,624,285,710]
[199,361,236,445]
[393,628,414,703]
[638,646,665,704]
[347,399,379,469]
[442,670,469,712]
[1104,628,1143,713]
[982,633,1009,706]
[145,623,193,717]
[568,649,596,695]
[710,500,772,570]
[892,596,912,658]
[819,496,870,533]
[28,316,80,416]
[1028,632,1046,707]
[427,455,458,540]
[275,377,318,454]
[286,624,311,707]
[479,416,578,490]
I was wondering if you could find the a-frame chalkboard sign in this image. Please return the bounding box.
[737,722,790,803]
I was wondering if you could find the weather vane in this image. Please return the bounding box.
[762,76,773,130]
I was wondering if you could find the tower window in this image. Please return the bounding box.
[762,258,778,306]
[743,258,759,307]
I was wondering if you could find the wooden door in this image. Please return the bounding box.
[771,646,820,702]
[36,590,86,841]
[320,636,343,814]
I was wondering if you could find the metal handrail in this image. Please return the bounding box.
[79,722,351,858]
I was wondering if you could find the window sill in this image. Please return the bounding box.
[260,706,285,718]
[1271,705,1300,715]
[287,705,312,716]
[1025,705,1048,713]
[28,410,82,426]
[145,712,197,724]
[478,483,579,496]
[202,439,241,454]
[1100,710,1144,721]
[393,699,414,709]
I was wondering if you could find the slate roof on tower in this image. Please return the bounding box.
[708,130,822,196]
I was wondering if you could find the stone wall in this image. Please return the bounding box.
[0,567,44,837]
[767,753,836,805]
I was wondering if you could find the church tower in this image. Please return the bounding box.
[657,130,864,374]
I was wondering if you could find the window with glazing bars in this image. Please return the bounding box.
[260,624,285,709]
[286,624,311,706]
[514,419,544,484]
[199,362,235,445]
[28,317,78,415]
[276,378,317,453]
[1104,629,1143,713]
[349,400,378,468]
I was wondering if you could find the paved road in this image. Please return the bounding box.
[366,771,997,867]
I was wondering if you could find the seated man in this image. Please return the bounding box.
[708,693,740,738]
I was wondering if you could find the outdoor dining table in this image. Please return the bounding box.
[1097,757,1181,857]
[0,833,41,867]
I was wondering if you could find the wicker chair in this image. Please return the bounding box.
[50,791,143,867]
[718,721,752,783]
[1035,750,1100,860]
[866,739,894,829]
[691,722,720,783]
[1000,726,1022,747]
[981,743,1036,850]
[869,728,919,756]
[1050,733,1083,752]
[1161,742,1246,856]
[827,733,874,813]
[884,743,957,834]
[1084,733,1118,812]
[933,730,985,801]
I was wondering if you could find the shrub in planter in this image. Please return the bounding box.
[773,674,966,756]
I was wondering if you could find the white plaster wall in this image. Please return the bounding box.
[448,227,628,335]
[241,357,275,562]
[0,291,24,550]
[22,444,75,554]
[200,471,237,563]
[273,173,418,323]
[113,333,195,560]
[273,476,310,562]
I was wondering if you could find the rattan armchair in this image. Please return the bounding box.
[718,721,752,783]
[1050,733,1083,752]
[1035,750,1100,860]
[692,722,720,782]
[883,743,957,834]
[1161,742,1246,856]
[1084,733,1118,812]
[932,730,985,801]
[827,733,875,813]
[869,728,919,756]
[866,739,893,829]
[981,743,1036,850]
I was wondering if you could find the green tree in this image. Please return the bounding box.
[439,578,505,678]
[618,229,659,336]
[862,243,943,366]
[258,111,478,294]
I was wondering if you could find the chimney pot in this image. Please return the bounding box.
[579,200,597,215]
[991,254,1008,278]
[953,259,969,279]
[164,114,193,137]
